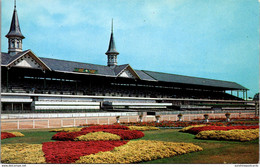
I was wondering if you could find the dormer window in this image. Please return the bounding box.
[17,41,19,48]
[12,41,15,48]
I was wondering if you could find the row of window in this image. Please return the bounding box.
[9,39,22,49]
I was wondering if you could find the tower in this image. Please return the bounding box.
[6,0,25,56]
[106,19,119,67]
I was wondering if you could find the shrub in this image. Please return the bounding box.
[76,140,203,164]
[75,132,121,141]
[196,129,259,141]
[1,143,45,164]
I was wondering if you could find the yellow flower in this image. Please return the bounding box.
[196,129,259,141]
[1,143,45,164]
[8,132,24,137]
[75,131,121,141]
[75,140,203,163]
[128,126,159,131]
[50,127,82,132]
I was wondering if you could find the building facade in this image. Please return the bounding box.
[1,4,251,113]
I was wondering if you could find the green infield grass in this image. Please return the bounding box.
[1,128,259,164]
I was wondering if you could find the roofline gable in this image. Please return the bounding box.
[116,64,141,79]
[6,50,52,71]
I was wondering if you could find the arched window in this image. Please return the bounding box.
[12,41,15,48]
[17,41,20,48]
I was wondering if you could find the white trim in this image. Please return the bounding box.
[55,70,117,78]
[116,64,129,77]
[6,50,30,66]
[29,50,52,71]
[0,92,247,103]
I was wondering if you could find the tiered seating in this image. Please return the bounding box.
[1,78,243,101]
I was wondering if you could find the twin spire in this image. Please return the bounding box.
[6,1,119,66]
[6,0,24,56]
[106,19,119,67]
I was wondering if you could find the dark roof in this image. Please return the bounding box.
[1,53,12,65]
[142,70,247,90]
[1,50,29,65]
[5,8,25,39]
[39,57,115,76]
[135,70,157,81]
[1,52,247,90]
[114,64,129,76]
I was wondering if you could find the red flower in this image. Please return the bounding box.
[1,132,16,139]
[186,125,259,134]
[52,129,144,141]
[81,125,129,131]
[42,141,127,163]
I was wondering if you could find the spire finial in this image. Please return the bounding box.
[111,18,113,33]
[14,0,16,8]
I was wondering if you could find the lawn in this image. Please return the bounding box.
[1,128,259,164]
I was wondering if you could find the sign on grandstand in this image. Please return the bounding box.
[74,68,98,74]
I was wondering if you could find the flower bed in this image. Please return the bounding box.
[179,124,209,132]
[50,127,83,132]
[120,121,225,127]
[196,129,259,141]
[42,141,127,163]
[1,143,45,164]
[52,131,88,141]
[1,132,16,140]
[186,125,259,135]
[209,116,259,121]
[226,121,259,126]
[1,140,203,164]
[128,126,159,131]
[1,132,24,140]
[82,125,129,130]
[76,140,203,164]
[75,132,121,141]
[52,129,144,141]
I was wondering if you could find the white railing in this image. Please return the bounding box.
[1,112,256,130]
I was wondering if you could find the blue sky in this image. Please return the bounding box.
[2,0,259,98]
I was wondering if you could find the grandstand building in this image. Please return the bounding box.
[1,4,253,114]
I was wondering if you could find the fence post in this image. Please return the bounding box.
[33,120,35,129]
[17,120,20,129]
[128,117,130,123]
[47,120,50,128]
